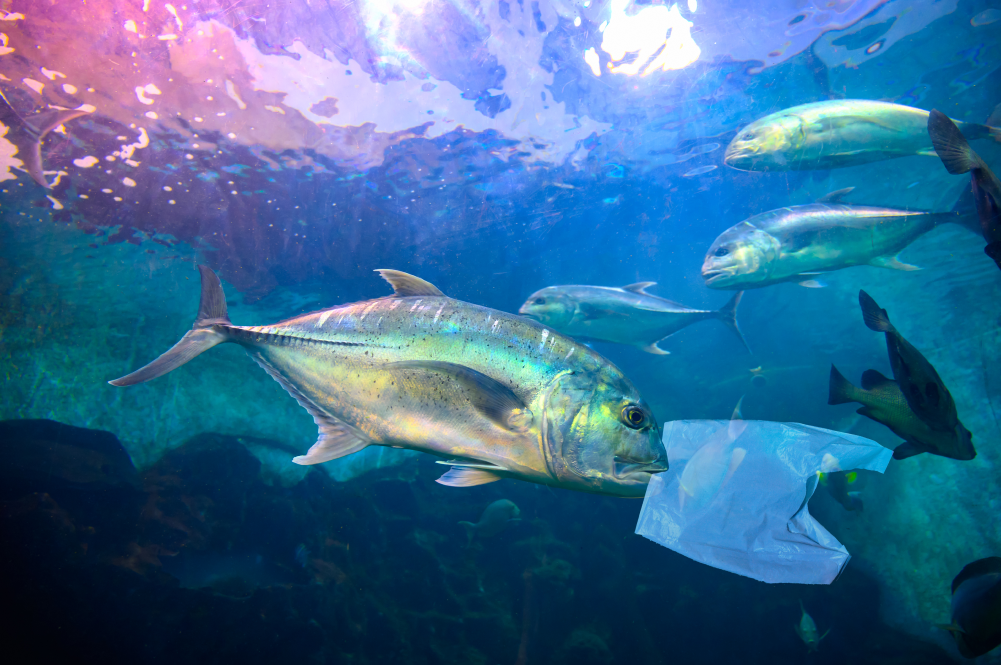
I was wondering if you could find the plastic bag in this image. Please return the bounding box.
[635,419,892,585]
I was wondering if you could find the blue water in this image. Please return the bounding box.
[1,0,1000,662]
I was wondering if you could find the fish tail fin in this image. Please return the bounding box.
[0,89,89,189]
[828,365,862,406]
[929,109,978,174]
[458,521,477,546]
[858,290,894,333]
[716,291,751,353]
[109,266,231,386]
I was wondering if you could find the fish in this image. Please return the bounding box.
[110,266,668,497]
[724,100,1000,171]
[458,498,521,545]
[701,188,975,290]
[858,290,972,440]
[818,470,863,512]
[827,365,975,461]
[795,601,830,652]
[517,282,749,355]
[928,108,1001,270]
[677,397,747,512]
[939,557,1001,659]
[0,88,90,189]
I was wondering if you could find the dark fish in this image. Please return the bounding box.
[795,601,829,652]
[458,498,521,545]
[0,88,90,189]
[939,557,1001,659]
[858,290,969,438]
[828,365,975,461]
[928,108,1001,270]
[818,470,862,512]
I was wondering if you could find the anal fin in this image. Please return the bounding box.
[249,352,370,465]
[437,466,503,487]
[869,255,921,271]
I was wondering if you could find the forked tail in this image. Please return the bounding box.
[109,266,231,386]
[716,291,751,354]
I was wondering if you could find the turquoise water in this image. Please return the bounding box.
[1,0,1000,662]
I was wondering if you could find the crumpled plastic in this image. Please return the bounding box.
[635,419,893,585]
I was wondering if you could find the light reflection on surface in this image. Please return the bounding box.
[598,1,700,76]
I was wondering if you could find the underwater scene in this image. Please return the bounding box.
[2,0,1001,662]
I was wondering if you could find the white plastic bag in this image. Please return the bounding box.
[635,420,892,584]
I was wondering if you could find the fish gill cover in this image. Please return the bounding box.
[1,0,1001,662]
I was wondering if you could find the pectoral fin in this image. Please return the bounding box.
[892,441,924,460]
[437,466,503,487]
[386,360,526,430]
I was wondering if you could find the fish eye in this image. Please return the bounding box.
[714,246,729,257]
[741,132,754,141]
[621,405,646,429]
[533,297,545,305]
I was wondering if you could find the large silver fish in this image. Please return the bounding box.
[111,267,667,497]
[724,100,999,171]
[517,283,749,355]
[701,188,972,290]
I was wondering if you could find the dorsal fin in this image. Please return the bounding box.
[860,369,894,390]
[816,187,855,204]
[622,281,656,295]
[952,557,1001,594]
[376,269,444,297]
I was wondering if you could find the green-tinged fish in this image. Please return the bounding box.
[517,282,749,355]
[701,188,974,290]
[818,470,862,512]
[677,397,747,512]
[939,557,1001,659]
[0,88,90,189]
[928,109,1001,271]
[858,290,970,440]
[795,601,829,652]
[458,499,521,545]
[724,100,1000,171]
[110,267,667,497]
[827,365,975,461]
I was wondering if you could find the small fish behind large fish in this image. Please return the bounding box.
[701,188,974,290]
[724,99,1000,171]
[111,267,668,497]
[518,282,749,355]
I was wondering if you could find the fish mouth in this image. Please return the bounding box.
[614,456,668,479]
[518,309,540,321]
[701,269,729,285]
